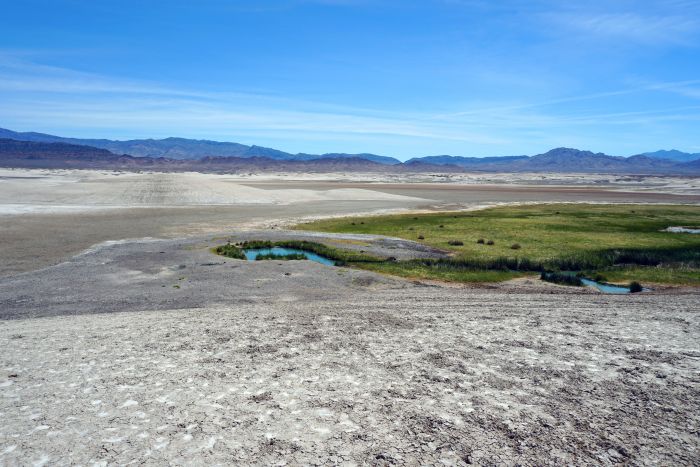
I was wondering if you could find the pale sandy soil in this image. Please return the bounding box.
[225,170,700,194]
[0,169,424,214]
[2,168,700,206]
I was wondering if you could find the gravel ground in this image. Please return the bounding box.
[1,290,698,465]
[0,234,699,465]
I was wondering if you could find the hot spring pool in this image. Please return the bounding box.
[243,247,336,266]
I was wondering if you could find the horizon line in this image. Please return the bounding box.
[0,126,693,161]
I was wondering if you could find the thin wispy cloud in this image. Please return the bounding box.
[0,57,504,145]
[550,12,700,45]
[438,80,700,120]
[0,54,215,98]
[2,53,700,156]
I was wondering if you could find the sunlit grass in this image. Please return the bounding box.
[296,204,700,284]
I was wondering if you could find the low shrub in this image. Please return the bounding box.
[540,271,583,286]
[215,243,245,260]
[447,240,464,246]
[418,235,425,240]
[510,243,521,250]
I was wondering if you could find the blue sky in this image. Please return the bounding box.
[1,0,699,159]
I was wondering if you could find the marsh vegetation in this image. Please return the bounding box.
[296,204,700,285]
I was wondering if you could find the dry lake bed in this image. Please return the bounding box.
[0,169,699,465]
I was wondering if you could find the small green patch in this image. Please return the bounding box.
[213,244,245,260]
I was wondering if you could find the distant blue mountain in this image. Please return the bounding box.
[405,155,528,167]
[295,152,401,165]
[0,127,402,165]
[641,150,700,163]
[1,127,697,174]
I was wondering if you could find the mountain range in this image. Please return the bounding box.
[1,127,699,174]
[0,128,401,165]
[641,149,700,163]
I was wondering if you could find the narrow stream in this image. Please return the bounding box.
[244,248,645,292]
[579,277,633,294]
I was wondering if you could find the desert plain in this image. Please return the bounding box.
[0,168,699,465]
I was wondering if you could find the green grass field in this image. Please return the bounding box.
[296,204,700,285]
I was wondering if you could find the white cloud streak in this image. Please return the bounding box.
[1,52,699,156]
[545,10,700,45]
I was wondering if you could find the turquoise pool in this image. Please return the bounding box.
[580,277,634,294]
[244,247,336,266]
